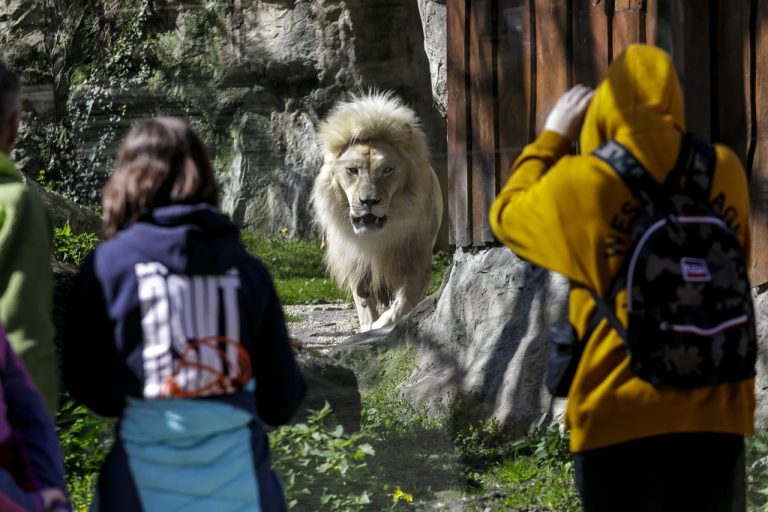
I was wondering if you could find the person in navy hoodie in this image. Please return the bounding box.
[62,117,306,511]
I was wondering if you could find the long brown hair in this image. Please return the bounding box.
[102,117,218,239]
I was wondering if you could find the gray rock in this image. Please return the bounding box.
[220,108,321,237]
[331,247,569,433]
[753,288,768,424]
[26,178,102,235]
[295,352,362,432]
[417,0,447,118]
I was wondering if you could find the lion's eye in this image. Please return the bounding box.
[382,167,394,176]
[347,167,359,175]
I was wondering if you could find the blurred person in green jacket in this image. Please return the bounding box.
[0,62,57,415]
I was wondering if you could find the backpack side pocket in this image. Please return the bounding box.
[545,320,584,398]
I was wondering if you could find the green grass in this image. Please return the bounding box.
[428,250,452,295]
[241,232,348,305]
[451,416,578,511]
[476,457,578,511]
[241,231,451,305]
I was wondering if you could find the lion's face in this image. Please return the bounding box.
[335,140,407,235]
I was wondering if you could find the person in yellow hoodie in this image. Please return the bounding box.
[490,44,753,510]
[0,63,58,416]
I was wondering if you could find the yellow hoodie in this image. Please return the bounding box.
[490,44,754,453]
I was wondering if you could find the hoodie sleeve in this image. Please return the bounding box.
[490,130,586,281]
[249,267,305,426]
[62,254,125,417]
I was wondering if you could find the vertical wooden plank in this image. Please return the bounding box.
[572,1,610,87]
[747,0,758,178]
[447,0,471,247]
[713,0,750,165]
[496,0,531,185]
[750,0,768,285]
[612,0,646,55]
[670,1,712,137]
[534,0,569,135]
[646,0,659,46]
[469,0,496,245]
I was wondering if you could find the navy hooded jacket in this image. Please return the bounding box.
[62,202,305,424]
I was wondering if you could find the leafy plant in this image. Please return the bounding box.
[362,400,435,440]
[453,417,517,468]
[53,224,98,265]
[56,397,114,511]
[270,403,377,510]
[510,415,573,471]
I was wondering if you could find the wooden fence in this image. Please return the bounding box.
[448,0,768,285]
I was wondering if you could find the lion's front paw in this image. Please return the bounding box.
[371,312,395,330]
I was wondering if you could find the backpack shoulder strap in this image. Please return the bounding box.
[592,139,667,207]
[571,282,628,344]
[682,134,716,200]
[661,133,716,200]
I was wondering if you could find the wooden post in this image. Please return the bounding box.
[469,0,497,245]
[751,0,768,285]
[612,0,647,53]
[669,1,712,138]
[572,1,610,88]
[447,0,472,247]
[713,0,751,166]
[533,0,569,135]
[496,0,532,185]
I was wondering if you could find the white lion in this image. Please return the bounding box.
[312,92,443,332]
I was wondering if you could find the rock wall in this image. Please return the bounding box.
[0,0,448,239]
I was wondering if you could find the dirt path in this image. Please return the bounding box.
[284,302,358,353]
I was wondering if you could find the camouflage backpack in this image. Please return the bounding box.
[590,134,756,388]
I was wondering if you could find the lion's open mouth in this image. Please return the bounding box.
[351,214,387,230]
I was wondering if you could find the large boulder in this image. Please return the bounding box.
[330,247,569,433]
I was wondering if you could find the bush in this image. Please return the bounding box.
[53,224,98,265]
[269,403,377,510]
[57,397,114,511]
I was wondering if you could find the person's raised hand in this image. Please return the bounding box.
[543,84,595,142]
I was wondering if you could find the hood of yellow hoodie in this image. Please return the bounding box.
[580,44,685,179]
